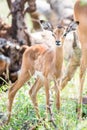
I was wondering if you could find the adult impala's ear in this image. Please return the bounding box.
[39,20,53,32]
[63,21,79,36]
[75,21,79,25]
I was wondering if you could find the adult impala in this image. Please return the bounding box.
[74,0,87,119]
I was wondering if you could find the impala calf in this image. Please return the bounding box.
[29,20,79,114]
[7,20,78,122]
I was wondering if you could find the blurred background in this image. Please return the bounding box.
[0,1,87,130]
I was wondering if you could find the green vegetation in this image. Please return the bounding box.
[0,69,87,130]
[0,0,87,130]
[80,0,87,5]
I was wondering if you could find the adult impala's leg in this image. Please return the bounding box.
[29,77,42,117]
[7,69,30,122]
[78,56,86,119]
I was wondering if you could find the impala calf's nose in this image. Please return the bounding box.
[56,41,61,46]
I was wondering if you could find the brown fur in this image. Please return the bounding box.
[7,20,78,122]
[7,25,65,122]
[0,54,10,84]
[74,0,87,119]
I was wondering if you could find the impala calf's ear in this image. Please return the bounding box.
[63,21,79,36]
[39,20,53,32]
[68,21,79,31]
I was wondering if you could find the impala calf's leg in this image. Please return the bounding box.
[29,77,43,117]
[44,79,50,113]
[54,80,60,110]
[8,70,30,122]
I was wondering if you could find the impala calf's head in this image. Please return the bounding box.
[40,20,66,46]
[40,20,79,47]
[53,24,65,46]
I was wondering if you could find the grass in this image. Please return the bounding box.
[0,0,87,130]
[0,69,87,130]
